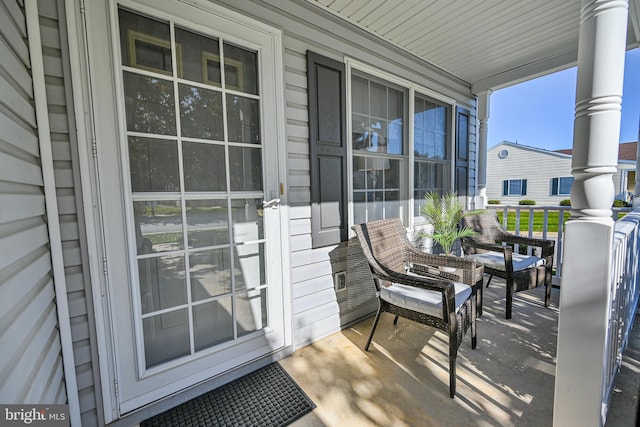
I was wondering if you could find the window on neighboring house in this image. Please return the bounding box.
[551,176,574,196]
[503,179,527,196]
[351,72,407,224]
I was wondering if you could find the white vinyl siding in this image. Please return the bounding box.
[37,1,102,425]
[0,0,66,406]
[488,144,574,205]
[488,143,633,206]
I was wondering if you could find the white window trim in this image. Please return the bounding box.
[505,178,526,196]
[553,176,574,196]
[344,57,458,233]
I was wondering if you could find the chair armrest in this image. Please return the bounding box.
[501,234,554,252]
[461,238,511,254]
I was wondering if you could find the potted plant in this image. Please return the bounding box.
[419,191,478,257]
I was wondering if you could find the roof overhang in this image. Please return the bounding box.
[301,0,640,93]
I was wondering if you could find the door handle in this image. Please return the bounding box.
[262,198,281,209]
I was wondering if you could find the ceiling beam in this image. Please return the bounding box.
[471,50,578,94]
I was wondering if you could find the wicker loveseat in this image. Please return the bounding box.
[352,218,480,398]
[461,211,555,319]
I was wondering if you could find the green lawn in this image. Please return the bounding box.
[495,210,570,233]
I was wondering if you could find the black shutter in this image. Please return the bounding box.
[503,180,508,196]
[455,108,469,198]
[551,178,558,195]
[307,51,348,248]
[522,179,527,196]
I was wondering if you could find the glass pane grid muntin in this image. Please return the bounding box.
[351,73,406,156]
[353,154,402,222]
[118,9,267,369]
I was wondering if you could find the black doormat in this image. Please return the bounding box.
[141,362,315,427]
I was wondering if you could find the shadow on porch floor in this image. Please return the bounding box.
[281,279,639,427]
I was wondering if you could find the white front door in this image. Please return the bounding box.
[84,0,287,415]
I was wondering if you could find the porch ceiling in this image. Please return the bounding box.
[301,0,640,93]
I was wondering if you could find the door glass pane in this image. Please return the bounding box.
[229,147,262,191]
[226,95,260,144]
[223,43,258,95]
[138,255,186,314]
[182,142,226,191]
[237,288,267,337]
[190,249,232,301]
[133,200,183,253]
[231,198,265,292]
[193,299,234,351]
[119,9,172,75]
[175,27,220,85]
[143,309,190,368]
[123,72,176,135]
[129,137,180,192]
[233,242,265,291]
[186,199,229,248]
[230,198,264,241]
[179,85,224,140]
[119,8,269,370]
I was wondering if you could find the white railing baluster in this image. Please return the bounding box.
[486,204,631,286]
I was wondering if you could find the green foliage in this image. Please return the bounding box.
[419,192,478,255]
[496,210,570,232]
[613,199,630,207]
[487,200,501,204]
[559,199,571,206]
[518,199,536,205]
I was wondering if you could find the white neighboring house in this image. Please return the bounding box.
[487,141,637,206]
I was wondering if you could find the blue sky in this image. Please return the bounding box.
[488,48,640,151]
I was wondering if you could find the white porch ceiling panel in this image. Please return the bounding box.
[302,0,640,92]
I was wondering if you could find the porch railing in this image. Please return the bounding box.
[487,205,632,285]
[603,211,640,410]
[489,205,640,422]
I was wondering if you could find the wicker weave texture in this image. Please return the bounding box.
[461,211,555,319]
[352,218,479,398]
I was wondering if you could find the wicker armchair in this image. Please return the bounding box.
[460,211,555,319]
[352,218,480,398]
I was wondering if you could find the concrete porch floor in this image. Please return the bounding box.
[281,279,640,426]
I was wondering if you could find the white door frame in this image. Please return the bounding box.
[65,0,291,422]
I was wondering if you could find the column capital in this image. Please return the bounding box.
[476,90,492,120]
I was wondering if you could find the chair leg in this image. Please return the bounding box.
[393,315,399,325]
[365,306,383,351]
[471,300,477,350]
[449,345,457,398]
[544,283,551,308]
[506,280,513,319]
[486,274,494,288]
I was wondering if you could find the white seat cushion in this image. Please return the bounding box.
[465,251,544,272]
[380,281,472,319]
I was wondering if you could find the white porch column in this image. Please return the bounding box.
[554,1,629,426]
[475,90,491,209]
